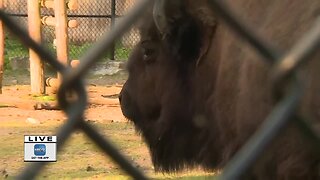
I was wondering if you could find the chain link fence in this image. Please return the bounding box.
[3,0,139,70]
[0,0,319,179]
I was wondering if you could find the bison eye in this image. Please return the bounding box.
[140,40,157,63]
[142,47,156,62]
[143,48,154,58]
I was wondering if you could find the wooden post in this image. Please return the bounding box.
[67,0,78,10]
[41,16,56,26]
[28,0,45,94]
[40,0,54,9]
[42,16,78,29]
[0,0,4,94]
[54,0,68,82]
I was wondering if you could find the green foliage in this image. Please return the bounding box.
[68,41,132,61]
[68,42,92,60]
[4,35,131,71]
[115,45,132,60]
[4,36,29,70]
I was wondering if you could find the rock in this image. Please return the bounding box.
[1,168,8,179]
[11,80,18,84]
[34,102,60,110]
[26,117,40,124]
[86,165,95,172]
[90,61,126,76]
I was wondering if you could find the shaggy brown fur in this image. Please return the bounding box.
[119,0,320,179]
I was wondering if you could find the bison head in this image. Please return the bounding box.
[119,1,220,172]
[118,0,320,178]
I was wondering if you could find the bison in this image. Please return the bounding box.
[119,0,320,179]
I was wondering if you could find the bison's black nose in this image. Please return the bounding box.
[118,93,122,103]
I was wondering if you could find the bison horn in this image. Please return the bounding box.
[152,0,183,35]
[153,0,167,35]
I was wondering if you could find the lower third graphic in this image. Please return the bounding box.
[24,136,57,162]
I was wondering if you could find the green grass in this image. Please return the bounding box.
[32,95,56,102]
[0,121,218,179]
[0,104,13,108]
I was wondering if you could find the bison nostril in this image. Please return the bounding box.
[118,94,122,103]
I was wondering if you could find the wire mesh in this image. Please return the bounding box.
[3,0,139,71]
[207,0,320,179]
[0,0,151,179]
[0,0,319,179]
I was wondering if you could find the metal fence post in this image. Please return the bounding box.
[0,0,4,94]
[109,0,116,60]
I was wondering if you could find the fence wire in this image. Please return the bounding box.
[0,0,319,180]
[207,1,320,179]
[3,0,139,69]
[0,0,152,179]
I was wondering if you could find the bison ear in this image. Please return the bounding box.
[196,26,215,67]
[153,0,200,62]
[153,0,217,64]
[153,0,184,36]
[175,17,201,56]
[190,6,217,67]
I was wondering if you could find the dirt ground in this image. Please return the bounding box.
[0,71,216,179]
[0,70,128,123]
